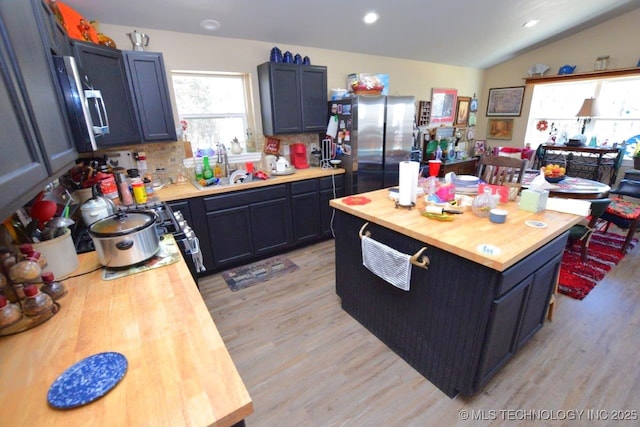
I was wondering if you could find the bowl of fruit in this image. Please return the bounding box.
[543,164,566,183]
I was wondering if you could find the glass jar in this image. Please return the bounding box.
[472,187,497,218]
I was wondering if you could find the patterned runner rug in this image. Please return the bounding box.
[221,256,299,292]
[559,231,637,300]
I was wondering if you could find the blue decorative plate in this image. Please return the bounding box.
[48,352,128,409]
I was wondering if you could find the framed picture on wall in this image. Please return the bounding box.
[454,96,471,127]
[486,86,525,116]
[430,88,457,123]
[487,118,514,140]
[474,140,486,156]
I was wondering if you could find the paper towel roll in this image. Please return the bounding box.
[399,161,419,206]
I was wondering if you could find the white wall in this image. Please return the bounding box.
[479,8,640,149]
[100,24,483,142]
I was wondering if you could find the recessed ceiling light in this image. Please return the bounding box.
[363,12,379,24]
[523,20,539,28]
[200,19,221,31]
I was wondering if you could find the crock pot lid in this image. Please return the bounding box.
[89,212,155,235]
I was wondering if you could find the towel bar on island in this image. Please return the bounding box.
[358,222,430,269]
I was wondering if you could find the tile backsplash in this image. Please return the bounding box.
[82,133,324,181]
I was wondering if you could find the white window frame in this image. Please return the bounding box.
[171,71,255,154]
[525,74,640,161]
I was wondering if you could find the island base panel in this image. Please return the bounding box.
[333,210,567,397]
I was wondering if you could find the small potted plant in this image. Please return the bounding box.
[634,144,640,170]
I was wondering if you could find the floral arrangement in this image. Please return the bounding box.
[536,119,548,132]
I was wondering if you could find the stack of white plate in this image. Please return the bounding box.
[454,175,479,195]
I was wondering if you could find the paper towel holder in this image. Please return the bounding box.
[358,222,430,269]
[395,201,415,209]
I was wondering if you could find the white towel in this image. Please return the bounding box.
[361,235,412,291]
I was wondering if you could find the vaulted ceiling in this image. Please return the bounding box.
[63,0,640,69]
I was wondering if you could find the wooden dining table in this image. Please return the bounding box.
[544,176,611,199]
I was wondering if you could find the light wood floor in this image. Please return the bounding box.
[199,236,640,427]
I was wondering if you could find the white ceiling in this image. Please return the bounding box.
[63,0,640,69]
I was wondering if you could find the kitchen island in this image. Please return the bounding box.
[0,250,252,426]
[330,189,582,397]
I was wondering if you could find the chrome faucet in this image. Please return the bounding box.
[218,143,230,177]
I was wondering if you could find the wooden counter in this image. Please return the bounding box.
[159,167,345,202]
[330,189,582,271]
[0,253,252,426]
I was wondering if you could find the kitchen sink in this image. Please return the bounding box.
[190,174,254,191]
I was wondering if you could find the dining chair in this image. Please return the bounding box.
[476,155,527,185]
[567,198,611,262]
[598,179,640,253]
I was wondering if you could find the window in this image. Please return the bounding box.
[525,75,640,158]
[172,72,253,154]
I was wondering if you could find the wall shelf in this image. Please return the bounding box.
[524,67,640,84]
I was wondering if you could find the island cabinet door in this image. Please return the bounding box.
[515,253,562,349]
[476,276,532,386]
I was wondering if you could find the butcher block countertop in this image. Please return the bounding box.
[160,167,345,202]
[0,253,252,426]
[330,189,582,271]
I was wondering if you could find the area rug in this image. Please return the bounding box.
[558,231,637,300]
[221,256,299,292]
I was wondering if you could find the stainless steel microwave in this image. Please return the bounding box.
[53,55,109,152]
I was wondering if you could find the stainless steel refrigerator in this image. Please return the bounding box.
[329,95,416,194]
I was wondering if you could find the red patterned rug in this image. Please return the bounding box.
[559,231,637,300]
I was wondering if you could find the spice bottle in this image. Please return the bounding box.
[143,177,155,198]
[19,244,47,269]
[132,180,147,204]
[22,284,53,316]
[40,271,67,301]
[0,295,22,328]
[9,257,42,285]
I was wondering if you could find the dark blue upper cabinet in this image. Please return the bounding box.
[257,62,327,135]
[0,0,78,222]
[124,51,177,142]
